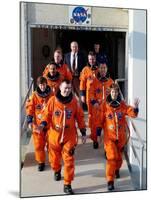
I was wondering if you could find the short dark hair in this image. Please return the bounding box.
[99,63,108,68]
[54,49,62,55]
[36,76,47,85]
[49,61,57,67]
[61,79,71,85]
[110,83,119,92]
[88,51,95,57]
[94,43,100,45]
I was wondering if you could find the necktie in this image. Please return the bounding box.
[72,53,76,72]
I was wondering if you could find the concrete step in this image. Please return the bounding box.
[21,128,134,197]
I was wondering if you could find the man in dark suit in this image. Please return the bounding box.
[94,43,110,67]
[64,41,86,98]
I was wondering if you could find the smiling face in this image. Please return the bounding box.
[70,41,78,53]
[88,55,96,66]
[60,82,72,97]
[110,88,119,100]
[54,51,62,64]
[49,64,57,76]
[38,83,47,92]
[99,64,107,77]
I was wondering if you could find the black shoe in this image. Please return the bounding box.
[115,169,120,179]
[54,170,61,181]
[104,151,107,159]
[82,102,87,111]
[64,185,74,195]
[107,181,114,191]
[93,141,99,149]
[38,163,45,171]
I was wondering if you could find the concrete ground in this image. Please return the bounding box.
[21,127,134,198]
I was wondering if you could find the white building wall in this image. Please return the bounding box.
[26,2,128,28]
[20,2,29,103]
[21,2,129,101]
[128,10,146,182]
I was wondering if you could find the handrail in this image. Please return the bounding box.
[129,119,144,147]
[115,79,144,189]
[116,79,144,147]
[21,78,34,134]
[21,78,34,111]
[115,78,127,83]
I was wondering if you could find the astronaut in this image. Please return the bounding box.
[97,83,139,191]
[88,63,114,147]
[43,62,65,94]
[38,80,87,194]
[25,76,53,171]
[43,50,72,81]
[79,52,99,149]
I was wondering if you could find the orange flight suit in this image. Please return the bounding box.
[25,86,53,164]
[43,63,72,81]
[79,65,98,130]
[99,99,138,182]
[43,72,65,94]
[41,95,86,185]
[89,77,114,142]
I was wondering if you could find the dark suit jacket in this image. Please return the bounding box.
[64,52,86,75]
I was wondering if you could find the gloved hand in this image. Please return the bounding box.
[80,128,87,144]
[28,123,33,130]
[81,96,86,103]
[34,124,45,134]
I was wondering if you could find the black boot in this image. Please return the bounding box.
[54,170,61,181]
[104,151,107,159]
[64,184,74,195]
[93,141,99,149]
[38,163,45,171]
[115,169,120,179]
[107,181,114,191]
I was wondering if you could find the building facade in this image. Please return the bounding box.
[20,2,147,188]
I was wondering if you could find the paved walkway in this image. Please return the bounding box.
[21,128,134,197]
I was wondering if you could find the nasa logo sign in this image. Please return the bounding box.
[72,7,87,23]
[69,6,91,25]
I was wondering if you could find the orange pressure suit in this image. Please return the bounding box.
[43,63,72,81]
[80,65,98,105]
[79,65,99,141]
[41,92,86,185]
[98,96,139,182]
[25,86,53,164]
[43,71,65,94]
[89,75,114,142]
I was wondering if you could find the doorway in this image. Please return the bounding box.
[31,27,126,95]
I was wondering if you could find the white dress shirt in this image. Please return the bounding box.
[70,52,78,72]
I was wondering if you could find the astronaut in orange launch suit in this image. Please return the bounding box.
[87,63,114,146]
[79,52,99,149]
[43,62,65,94]
[43,50,72,81]
[38,80,87,194]
[25,76,53,171]
[97,83,139,191]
